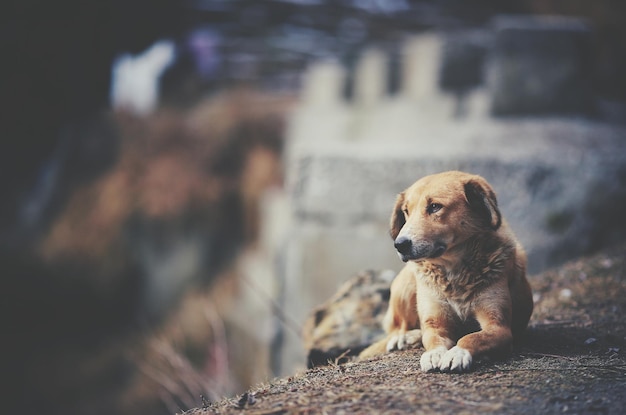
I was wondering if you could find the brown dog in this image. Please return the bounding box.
[359,171,533,372]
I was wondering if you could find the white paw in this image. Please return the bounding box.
[438,346,472,372]
[386,334,401,352]
[404,329,422,348]
[386,329,423,352]
[420,346,448,372]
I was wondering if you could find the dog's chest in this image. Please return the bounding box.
[416,263,484,320]
[445,295,474,321]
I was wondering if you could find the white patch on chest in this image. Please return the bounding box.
[442,270,475,321]
[416,263,479,322]
[446,298,474,321]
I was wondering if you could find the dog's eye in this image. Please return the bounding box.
[427,203,443,214]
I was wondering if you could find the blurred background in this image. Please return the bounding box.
[2,1,626,414]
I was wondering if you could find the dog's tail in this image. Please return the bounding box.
[358,336,389,359]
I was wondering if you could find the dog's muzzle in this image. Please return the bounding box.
[394,236,447,262]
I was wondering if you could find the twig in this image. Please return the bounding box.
[241,273,302,338]
[520,352,576,360]
[334,349,352,365]
[204,303,231,398]
[531,320,579,327]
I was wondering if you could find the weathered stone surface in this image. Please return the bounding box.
[302,269,394,367]
[489,15,593,115]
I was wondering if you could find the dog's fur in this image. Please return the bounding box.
[359,171,533,372]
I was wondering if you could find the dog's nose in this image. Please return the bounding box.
[394,236,413,255]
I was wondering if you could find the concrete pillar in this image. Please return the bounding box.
[354,48,388,107]
[401,34,443,101]
[301,60,346,108]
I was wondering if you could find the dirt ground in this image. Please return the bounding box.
[183,244,626,415]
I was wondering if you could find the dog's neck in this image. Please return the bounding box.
[444,231,509,270]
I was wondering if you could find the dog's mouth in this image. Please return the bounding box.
[394,237,447,262]
[430,242,447,258]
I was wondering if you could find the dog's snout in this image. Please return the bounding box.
[394,236,447,262]
[394,236,413,255]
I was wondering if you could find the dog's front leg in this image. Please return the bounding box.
[439,298,513,373]
[450,315,512,368]
[419,314,456,372]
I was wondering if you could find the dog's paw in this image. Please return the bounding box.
[438,346,472,373]
[420,346,448,372]
[404,329,422,348]
[386,334,399,352]
[386,329,423,352]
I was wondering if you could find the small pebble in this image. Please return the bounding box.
[559,288,572,301]
[584,337,597,346]
[600,258,613,268]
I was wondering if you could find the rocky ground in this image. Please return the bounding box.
[182,244,626,414]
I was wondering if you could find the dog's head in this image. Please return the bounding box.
[390,171,501,262]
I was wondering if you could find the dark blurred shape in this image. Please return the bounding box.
[521,0,626,102]
[439,31,488,93]
[0,94,288,414]
[0,0,184,246]
[489,15,593,116]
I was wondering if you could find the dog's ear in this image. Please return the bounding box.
[464,178,502,230]
[390,192,406,240]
